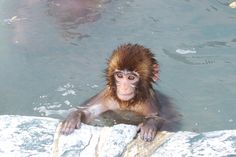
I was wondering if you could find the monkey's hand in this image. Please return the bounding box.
[60,111,83,135]
[138,116,164,142]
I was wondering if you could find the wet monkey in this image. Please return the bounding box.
[61,43,176,142]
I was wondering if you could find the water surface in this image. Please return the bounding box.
[0,0,236,132]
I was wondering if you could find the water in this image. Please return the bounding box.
[0,0,236,132]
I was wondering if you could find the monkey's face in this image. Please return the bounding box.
[113,69,139,101]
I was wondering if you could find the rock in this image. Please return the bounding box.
[152,131,236,157]
[51,122,138,157]
[0,115,58,157]
[123,131,173,157]
[0,115,236,157]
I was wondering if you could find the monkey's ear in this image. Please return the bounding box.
[152,64,159,82]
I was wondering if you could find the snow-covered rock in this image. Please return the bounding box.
[0,115,235,157]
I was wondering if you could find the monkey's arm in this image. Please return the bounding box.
[60,88,116,135]
[138,94,165,142]
[60,104,108,135]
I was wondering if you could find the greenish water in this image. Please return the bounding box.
[0,0,235,132]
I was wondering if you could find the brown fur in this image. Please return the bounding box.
[105,43,158,105]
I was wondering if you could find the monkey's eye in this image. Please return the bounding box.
[128,75,135,80]
[116,72,123,79]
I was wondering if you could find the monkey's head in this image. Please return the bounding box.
[106,43,158,105]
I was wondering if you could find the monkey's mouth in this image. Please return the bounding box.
[117,93,135,101]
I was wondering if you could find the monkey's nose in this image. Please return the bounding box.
[120,81,130,91]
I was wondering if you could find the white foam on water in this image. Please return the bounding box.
[34,83,77,116]
[86,83,99,89]
[61,89,76,96]
[176,48,197,54]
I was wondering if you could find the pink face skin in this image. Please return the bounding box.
[114,69,140,101]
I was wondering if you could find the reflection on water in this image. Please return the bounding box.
[163,37,236,65]
[0,0,236,132]
[46,0,108,40]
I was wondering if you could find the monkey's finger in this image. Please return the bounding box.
[143,130,151,142]
[60,121,69,134]
[76,120,81,129]
[137,123,143,132]
[141,127,150,142]
[62,122,71,135]
[63,121,75,135]
[141,132,146,141]
[150,130,157,141]
[68,121,77,134]
[144,129,153,142]
[139,127,145,140]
